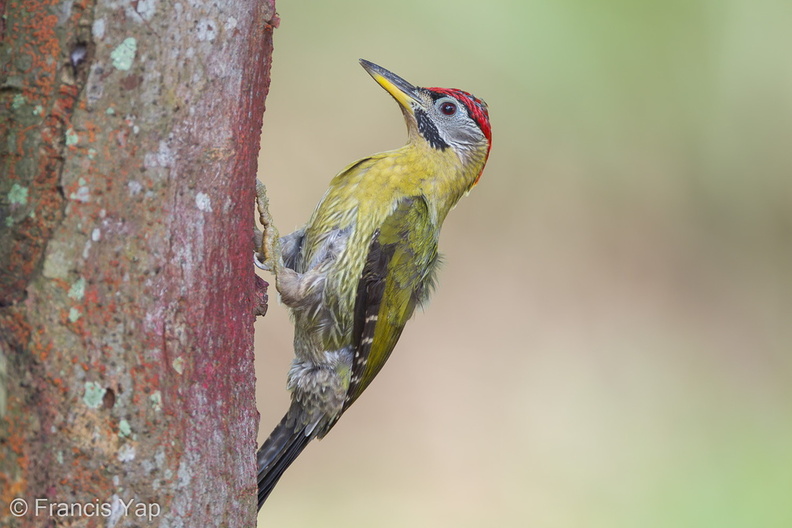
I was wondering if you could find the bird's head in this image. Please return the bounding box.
[360,59,491,184]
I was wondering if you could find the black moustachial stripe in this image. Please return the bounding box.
[415,108,449,151]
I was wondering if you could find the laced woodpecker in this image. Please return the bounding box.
[254,59,492,509]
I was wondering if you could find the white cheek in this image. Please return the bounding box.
[436,125,455,150]
[445,121,481,146]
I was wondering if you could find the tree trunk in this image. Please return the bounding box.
[0,0,277,525]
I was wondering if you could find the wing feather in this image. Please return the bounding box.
[343,196,439,410]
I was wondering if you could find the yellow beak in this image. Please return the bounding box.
[359,59,421,114]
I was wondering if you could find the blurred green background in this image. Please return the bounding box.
[255,1,792,526]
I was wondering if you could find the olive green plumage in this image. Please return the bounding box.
[255,59,491,509]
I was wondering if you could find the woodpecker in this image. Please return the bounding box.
[254,59,492,510]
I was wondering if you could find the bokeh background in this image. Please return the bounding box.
[255,1,792,526]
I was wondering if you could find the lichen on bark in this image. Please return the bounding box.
[0,0,277,524]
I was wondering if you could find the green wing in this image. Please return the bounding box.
[343,196,439,411]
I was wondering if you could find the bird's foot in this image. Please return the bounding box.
[255,180,284,274]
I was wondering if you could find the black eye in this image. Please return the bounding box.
[439,101,457,116]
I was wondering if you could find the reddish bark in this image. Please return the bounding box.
[0,0,276,525]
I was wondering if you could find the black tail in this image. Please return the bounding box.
[257,411,312,510]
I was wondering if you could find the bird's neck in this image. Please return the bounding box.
[404,138,488,225]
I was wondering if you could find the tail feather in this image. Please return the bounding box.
[257,412,313,510]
